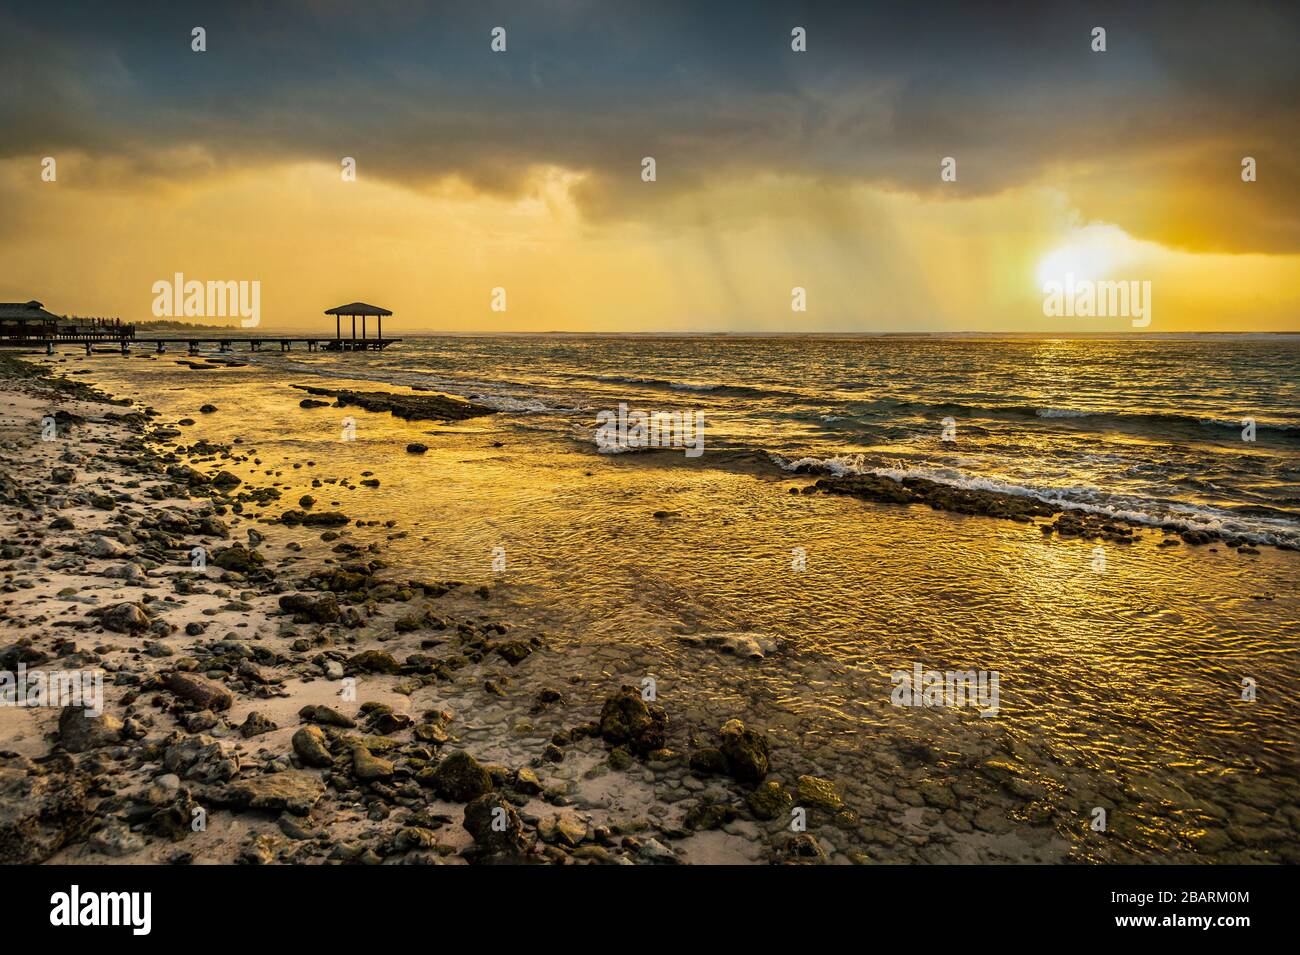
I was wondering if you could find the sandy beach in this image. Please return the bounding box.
[2,349,1297,866]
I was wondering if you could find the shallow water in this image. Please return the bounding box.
[66,335,1300,860]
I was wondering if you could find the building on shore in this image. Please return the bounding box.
[0,301,134,344]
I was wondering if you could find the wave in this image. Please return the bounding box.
[1034,407,1090,418]
[769,454,1300,547]
[842,397,1300,437]
[577,373,799,400]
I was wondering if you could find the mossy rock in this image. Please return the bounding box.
[747,780,794,820]
[796,775,844,812]
[425,750,492,802]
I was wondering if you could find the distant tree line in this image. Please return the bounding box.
[132,318,236,330]
[56,316,236,330]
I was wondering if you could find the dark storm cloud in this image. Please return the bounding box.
[1,0,1296,251]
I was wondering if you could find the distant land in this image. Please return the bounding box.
[133,319,239,331]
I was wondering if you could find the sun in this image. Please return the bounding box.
[1036,223,1134,289]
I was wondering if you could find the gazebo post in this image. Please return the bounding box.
[324,302,392,353]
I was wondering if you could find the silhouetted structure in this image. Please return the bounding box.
[1,299,399,355]
[324,302,394,350]
[0,300,134,346]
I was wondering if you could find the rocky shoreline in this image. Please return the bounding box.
[292,384,496,423]
[0,355,876,865]
[797,469,1288,552]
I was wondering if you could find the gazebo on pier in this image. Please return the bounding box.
[324,302,394,351]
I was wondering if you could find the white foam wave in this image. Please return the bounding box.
[772,454,1299,546]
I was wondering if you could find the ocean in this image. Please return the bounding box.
[258,334,1300,547]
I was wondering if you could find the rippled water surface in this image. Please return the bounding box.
[255,335,1300,544]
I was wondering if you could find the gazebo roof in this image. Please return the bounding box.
[324,302,392,316]
[0,300,60,321]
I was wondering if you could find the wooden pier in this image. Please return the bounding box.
[1,298,403,356]
[141,337,400,354]
[6,336,402,355]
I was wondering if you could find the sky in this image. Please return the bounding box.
[1,0,1297,333]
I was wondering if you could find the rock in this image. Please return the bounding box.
[57,705,123,753]
[719,718,770,783]
[406,443,428,454]
[181,710,219,733]
[919,780,957,810]
[292,385,495,424]
[89,821,145,857]
[351,746,394,781]
[51,467,75,485]
[348,649,401,674]
[162,734,240,783]
[240,834,280,865]
[291,726,333,767]
[239,711,278,738]
[213,770,325,816]
[102,562,147,583]
[238,661,280,686]
[88,536,128,558]
[100,601,150,634]
[513,766,543,795]
[494,641,533,665]
[692,632,779,660]
[778,832,829,865]
[199,404,218,413]
[747,780,794,820]
[0,768,91,864]
[463,793,527,857]
[413,722,450,745]
[688,747,728,776]
[299,704,356,728]
[638,838,679,864]
[327,569,371,593]
[684,802,737,831]
[598,685,667,756]
[426,750,492,802]
[211,470,242,489]
[391,826,439,852]
[211,543,263,572]
[278,593,340,624]
[369,710,412,734]
[167,672,233,711]
[279,509,349,527]
[796,774,844,812]
[539,812,587,847]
